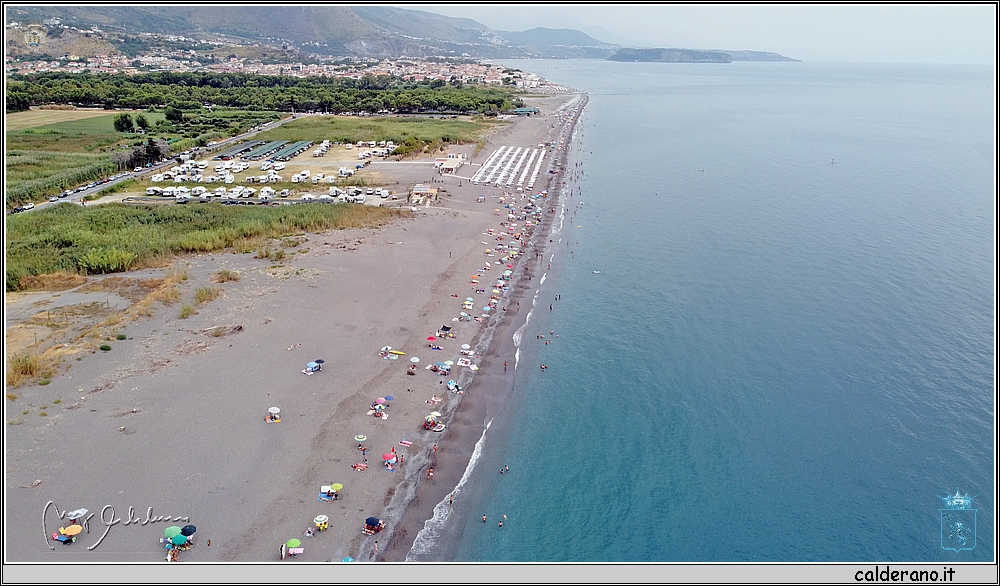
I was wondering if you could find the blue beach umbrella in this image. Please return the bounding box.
[343,557,354,562]
[385,395,394,401]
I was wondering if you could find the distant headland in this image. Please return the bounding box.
[608,48,799,63]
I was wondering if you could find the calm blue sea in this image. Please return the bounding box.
[412,61,996,562]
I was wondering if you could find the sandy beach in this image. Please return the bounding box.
[4,89,587,564]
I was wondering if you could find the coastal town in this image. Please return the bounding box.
[5,22,555,89]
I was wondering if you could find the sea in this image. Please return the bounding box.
[407,60,995,562]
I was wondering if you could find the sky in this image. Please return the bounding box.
[404,3,997,64]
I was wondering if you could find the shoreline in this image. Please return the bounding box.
[3,89,587,565]
[377,92,589,562]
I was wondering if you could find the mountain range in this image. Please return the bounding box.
[5,5,796,62]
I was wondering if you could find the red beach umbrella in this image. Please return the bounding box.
[383,453,396,461]
[427,336,437,341]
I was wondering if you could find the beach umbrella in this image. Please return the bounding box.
[410,357,420,363]
[314,359,325,364]
[354,435,367,442]
[385,395,394,401]
[443,360,454,366]
[424,415,437,423]
[314,515,329,524]
[492,289,501,294]
[268,407,280,414]
[365,517,380,527]
[506,264,513,269]
[171,534,187,546]
[286,538,301,548]
[375,398,386,404]
[380,346,392,352]
[65,508,88,520]
[426,336,436,341]
[306,362,318,370]
[430,411,442,417]
[461,344,471,350]
[330,484,343,491]
[483,306,491,312]
[465,297,474,301]
[342,557,354,562]
[181,525,197,536]
[383,453,395,461]
[64,525,82,536]
[164,526,182,539]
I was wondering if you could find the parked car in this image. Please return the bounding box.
[23,202,35,210]
[49,196,59,202]
[134,167,143,172]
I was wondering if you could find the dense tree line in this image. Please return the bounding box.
[6,72,523,114]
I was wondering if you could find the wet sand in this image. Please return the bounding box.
[3,89,586,564]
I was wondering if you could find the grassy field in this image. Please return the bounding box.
[6,112,167,153]
[5,108,126,131]
[5,111,168,205]
[254,115,499,146]
[5,202,406,291]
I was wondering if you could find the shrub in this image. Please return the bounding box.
[99,344,111,352]
[179,304,195,319]
[6,353,40,387]
[116,333,127,340]
[211,269,240,283]
[194,286,221,304]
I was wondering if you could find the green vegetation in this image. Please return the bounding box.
[179,304,195,319]
[8,72,523,115]
[257,115,497,153]
[5,112,165,206]
[5,202,404,291]
[194,286,222,304]
[100,344,112,351]
[116,333,127,340]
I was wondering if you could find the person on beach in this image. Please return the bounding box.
[504,361,508,371]
[482,515,487,523]
[433,444,438,454]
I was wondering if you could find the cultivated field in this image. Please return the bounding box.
[4,107,123,131]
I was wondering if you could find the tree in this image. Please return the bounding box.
[164,106,183,123]
[135,113,149,130]
[113,113,134,132]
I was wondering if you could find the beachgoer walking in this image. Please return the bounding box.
[433,444,438,454]
[504,361,508,371]
[549,304,552,310]
[374,541,378,555]
[449,494,453,506]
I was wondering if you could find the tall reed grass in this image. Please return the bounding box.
[6,203,405,291]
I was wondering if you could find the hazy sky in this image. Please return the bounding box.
[405,4,996,64]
